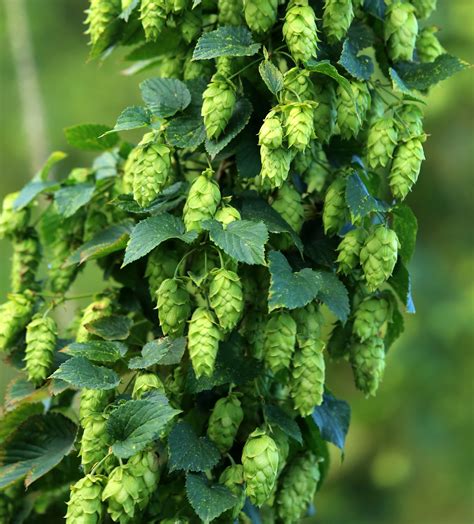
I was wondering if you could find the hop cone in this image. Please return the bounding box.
[277,452,321,523]
[263,312,297,373]
[24,315,57,385]
[384,1,418,62]
[145,248,179,299]
[207,393,244,452]
[183,169,221,232]
[85,0,121,47]
[202,73,236,140]
[76,297,113,343]
[313,79,337,143]
[102,451,160,522]
[360,226,399,291]
[157,278,191,337]
[132,373,165,399]
[282,67,314,103]
[322,0,354,43]
[323,177,347,236]
[301,143,331,194]
[80,389,113,424]
[80,414,109,473]
[188,307,221,378]
[259,111,284,149]
[180,9,202,43]
[292,302,324,342]
[351,336,386,396]
[0,192,30,239]
[336,81,371,139]
[11,233,40,293]
[214,204,241,227]
[209,268,244,332]
[272,183,305,234]
[242,428,279,506]
[366,117,399,169]
[0,291,34,353]
[260,146,293,189]
[283,0,319,64]
[219,464,246,519]
[397,104,424,142]
[336,228,367,274]
[411,0,437,19]
[389,137,425,200]
[416,26,445,63]
[218,0,243,25]
[284,102,315,151]
[183,54,213,81]
[65,474,105,524]
[353,297,391,342]
[140,0,167,41]
[291,338,325,416]
[243,0,278,33]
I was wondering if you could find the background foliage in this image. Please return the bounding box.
[0,1,472,522]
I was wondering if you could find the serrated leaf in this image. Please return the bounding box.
[259,60,284,95]
[392,204,418,264]
[301,418,330,487]
[54,183,95,218]
[104,106,152,135]
[203,219,268,265]
[50,356,120,390]
[64,124,119,151]
[345,173,388,220]
[4,378,49,412]
[389,261,416,314]
[93,151,119,180]
[305,59,352,97]
[317,271,350,322]
[140,78,191,118]
[339,22,375,81]
[384,299,405,351]
[61,341,127,363]
[193,26,260,60]
[128,337,186,369]
[106,395,180,458]
[0,404,44,445]
[326,321,352,360]
[125,30,183,61]
[66,223,132,266]
[186,473,237,523]
[168,422,220,472]
[312,392,351,451]
[267,251,322,311]
[0,413,77,489]
[363,0,385,19]
[123,213,198,267]
[389,68,426,102]
[263,405,302,444]
[205,98,253,158]
[166,113,206,149]
[235,127,261,179]
[85,315,133,341]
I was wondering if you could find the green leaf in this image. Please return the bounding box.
[392,203,418,264]
[363,0,385,20]
[140,78,191,118]
[345,173,388,220]
[125,30,183,61]
[0,413,77,489]
[0,404,44,445]
[186,473,237,523]
[128,337,186,369]
[263,405,302,444]
[388,68,426,102]
[123,213,198,267]
[54,183,95,218]
[267,251,322,311]
[93,151,120,180]
[85,315,133,341]
[113,182,187,214]
[106,395,180,459]
[193,26,261,60]
[389,261,416,314]
[202,219,268,265]
[205,98,253,158]
[305,59,352,97]
[326,321,352,360]
[317,271,350,323]
[50,356,120,390]
[385,299,405,351]
[61,341,127,363]
[259,60,284,95]
[166,114,206,149]
[235,127,261,179]
[104,105,152,135]
[66,223,132,266]
[312,392,351,451]
[339,24,374,81]
[4,378,49,412]
[168,422,220,472]
[64,124,119,151]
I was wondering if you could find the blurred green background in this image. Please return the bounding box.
[0,1,473,523]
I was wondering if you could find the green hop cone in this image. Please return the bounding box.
[291,338,325,416]
[219,464,246,519]
[183,169,221,232]
[263,311,297,374]
[397,103,424,142]
[214,204,241,227]
[242,428,279,506]
[80,414,109,473]
[366,117,399,169]
[282,67,314,103]
[313,79,337,143]
[416,26,445,63]
[0,192,30,239]
[180,9,202,43]
[336,80,371,139]
[389,137,425,200]
[145,248,180,299]
[76,297,113,343]
[259,110,284,149]
[209,268,244,332]
[202,72,236,140]
[85,0,121,48]
[49,218,82,294]
[353,297,391,342]
[128,133,173,208]
[65,474,105,524]
[183,54,213,81]
[0,291,35,353]
[218,0,243,25]
[411,0,437,19]
[384,1,418,62]
[132,372,165,399]
[300,142,331,194]
[292,302,324,342]
[272,182,305,234]
[284,102,316,151]
[207,393,244,452]
[157,278,191,337]
[188,307,221,378]
[322,0,354,43]
[243,0,278,34]
[140,0,167,41]
[322,177,347,236]
[283,0,319,64]
[102,450,160,522]
[24,314,57,385]
[360,225,400,291]
[260,146,293,189]
[350,336,386,396]
[80,389,113,424]
[277,452,321,523]
[11,232,41,293]
[336,228,367,274]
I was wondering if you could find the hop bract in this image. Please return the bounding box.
[259,111,284,149]
[207,393,244,452]
[188,307,221,378]
[0,192,30,239]
[209,268,244,332]
[336,228,367,275]
[263,311,297,373]
[417,26,445,63]
[202,72,236,140]
[132,373,165,399]
[145,248,180,299]
[218,0,243,26]
[0,291,35,353]
[384,1,418,62]
[323,0,354,43]
[85,0,121,48]
[80,389,113,424]
[183,169,221,232]
[283,0,319,64]
[24,314,57,385]
[76,297,113,343]
[80,414,109,473]
[214,204,241,227]
[366,117,399,169]
[411,0,437,19]
[260,146,293,189]
[353,297,391,342]
[351,336,386,396]
[336,81,371,139]
[390,137,425,200]
[66,474,105,524]
[157,278,191,337]
[243,0,278,34]
[140,0,167,41]
[323,177,347,236]
[284,102,316,151]
[219,464,246,519]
